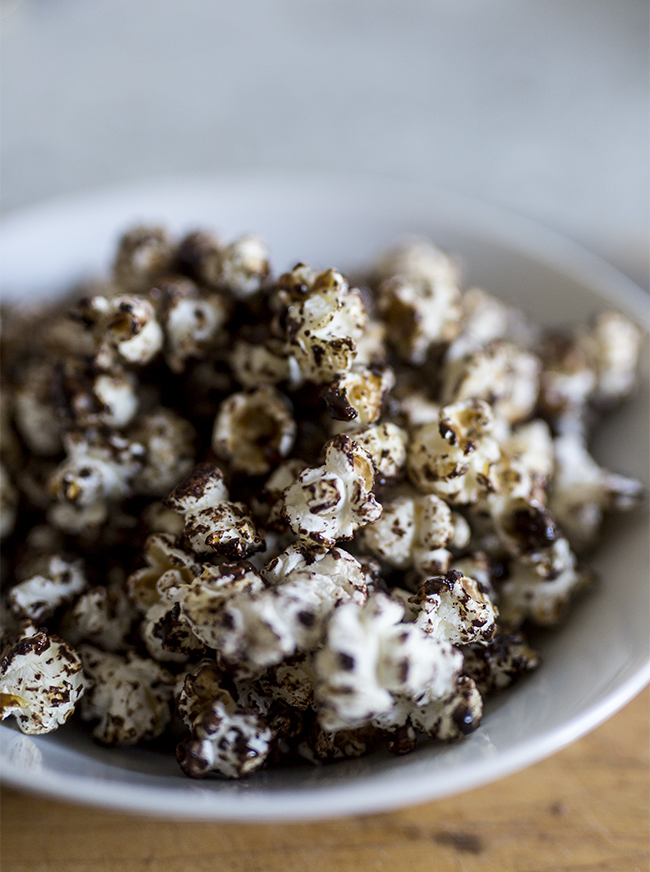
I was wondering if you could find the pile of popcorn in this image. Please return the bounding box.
[0,226,644,779]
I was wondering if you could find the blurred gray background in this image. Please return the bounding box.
[1,0,648,287]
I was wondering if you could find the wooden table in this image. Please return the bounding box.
[2,686,648,872]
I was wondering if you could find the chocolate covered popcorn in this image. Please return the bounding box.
[0,226,644,784]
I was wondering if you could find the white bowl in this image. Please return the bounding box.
[1,173,648,820]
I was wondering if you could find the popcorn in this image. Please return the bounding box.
[0,624,86,734]
[176,660,273,778]
[212,386,296,476]
[176,561,266,651]
[229,338,294,388]
[78,644,174,745]
[447,287,536,362]
[323,366,395,431]
[407,399,500,504]
[374,239,462,365]
[462,632,541,696]
[283,434,382,549]
[282,267,367,384]
[129,408,196,497]
[549,431,645,552]
[154,276,231,373]
[126,533,200,613]
[441,340,541,425]
[1,223,643,780]
[314,593,463,732]
[47,429,144,531]
[202,547,369,673]
[112,225,174,293]
[219,234,271,298]
[578,310,643,406]
[63,583,136,652]
[80,294,164,368]
[411,569,498,646]
[174,230,223,288]
[13,360,65,455]
[538,332,596,433]
[164,463,264,557]
[497,545,593,628]
[140,600,205,664]
[8,555,87,623]
[360,491,456,576]
[351,422,408,483]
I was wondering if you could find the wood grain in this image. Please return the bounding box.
[1,686,648,872]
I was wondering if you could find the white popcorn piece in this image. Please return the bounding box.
[212,386,296,476]
[407,399,500,504]
[374,239,462,366]
[412,569,498,646]
[360,492,455,576]
[49,430,144,507]
[112,225,173,292]
[219,234,271,298]
[140,600,205,664]
[0,624,86,734]
[177,561,266,649]
[207,547,369,672]
[489,496,575,580]
[408,674,483,741]
[140,501,186,536]
[156,277,231,373]
[229,338,294,388]
[64,583,136,652]
[498,545,593,627]
[129,408,196,497]
[164,463,264,557]
[174,229,223,288]
[398,390,441,430]
[374,238,461,289]
[442,340,541,425]
[324,366,395,431]
[353,319,389,369]
[502,419,555,495]
[283,434,382,549]
[79,644,174,745]
[261,540,315,586]
[578,310,643,406]
[451,552,498,602]
[549,431,645,552]
[315,593,463,732]
[538,332,596,432]
[84,294,165,368]
[126,533,200,613]
[22,356,139,434]
[446,287,536,362]
[351,422,409,483]
[176,660,273,778]
[8,555,87,623]
[90,370,140,429]
[299,723,377,762]
[462,632,540,696]
[258,655,315,711]
[284,268,367,384]
[377,273,462,366]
